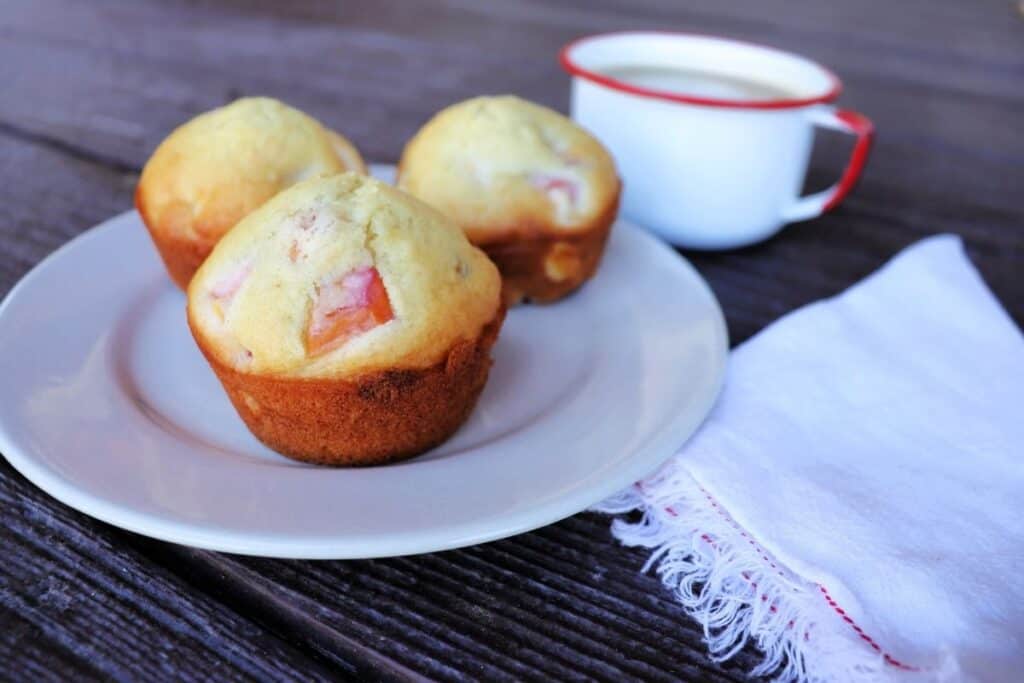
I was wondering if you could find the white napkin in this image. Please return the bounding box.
[597,235,1024,682]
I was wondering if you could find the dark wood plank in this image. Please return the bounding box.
[0,129,136,290]
[0,462,350,682]
[0,1,1022,682]
[143,516,761,683]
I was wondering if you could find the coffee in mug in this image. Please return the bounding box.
[561,32,874,250]
[599,65,797,102]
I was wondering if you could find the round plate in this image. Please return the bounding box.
[0,167,727,558]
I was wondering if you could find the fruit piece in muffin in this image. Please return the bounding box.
[398,95,620,304]
[305,266,394,357]
[187,172,504,466]
[136,97,367,290]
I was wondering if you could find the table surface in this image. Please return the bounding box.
[1,1,1021,681]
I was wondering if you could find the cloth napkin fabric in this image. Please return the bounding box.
[597,235,1024,682]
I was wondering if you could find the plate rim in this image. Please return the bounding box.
[0,206,728,559]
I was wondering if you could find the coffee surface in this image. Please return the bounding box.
[601,65,796,101]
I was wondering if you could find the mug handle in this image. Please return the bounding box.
[782,106,875,222]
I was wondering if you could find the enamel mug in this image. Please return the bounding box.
[561,32,874,250]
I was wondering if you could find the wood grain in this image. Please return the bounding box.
[0,460,349,682]
[143,517,762,683]
[0,0,1021,681]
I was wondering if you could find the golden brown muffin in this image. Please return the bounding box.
[136,97,367,289]
[187,173,504,466]
[397,95,620,304]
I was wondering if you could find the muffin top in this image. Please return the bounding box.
[397,96,619,244]
[137,97,366,247]
[188,173,502,379]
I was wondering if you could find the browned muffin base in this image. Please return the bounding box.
[147,228,215,291]
[472,192,619,305]
[135,188,216,290]
[189,309,505,466]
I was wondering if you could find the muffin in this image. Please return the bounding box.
[187,172,504,466]
[397,95,620,304]
[137,97,367,289]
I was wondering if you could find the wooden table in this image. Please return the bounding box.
[2,2,1021,680]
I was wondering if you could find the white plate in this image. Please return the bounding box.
[0,166,727,558]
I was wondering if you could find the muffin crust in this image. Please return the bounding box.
[187,173,504,465]
[398,95,620,303]
[137,97,367,289]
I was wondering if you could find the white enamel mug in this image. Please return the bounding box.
[561,32,873,250]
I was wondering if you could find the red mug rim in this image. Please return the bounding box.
[559,30,843,110]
